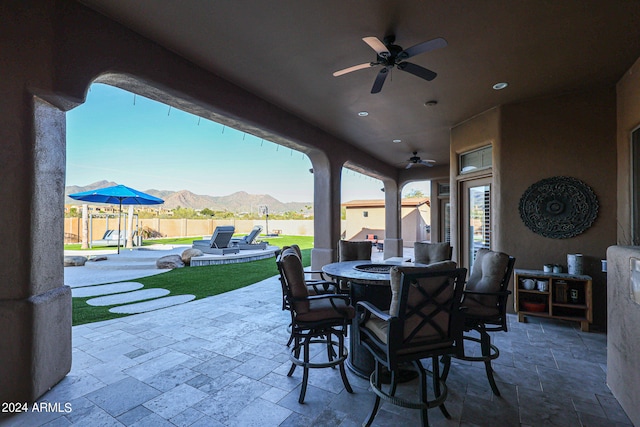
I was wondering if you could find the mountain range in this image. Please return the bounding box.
[65,180,313,213]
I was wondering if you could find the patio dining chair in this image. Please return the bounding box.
[277,247,355,403]
[338,239,373,262]
[282,244,336,292]
[441,248,516,396]
[357,263,466,426]
[337,239,373,291]
[277,246,341,347]
[414,241,453,265]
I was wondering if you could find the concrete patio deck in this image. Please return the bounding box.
[2,250,632,426]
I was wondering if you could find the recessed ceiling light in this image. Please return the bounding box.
[493,82,508,90]
[358,111,369,117]
[392,139,402,143]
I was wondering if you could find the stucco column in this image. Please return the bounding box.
[606,245,640,426]
[383,180,403,258]
[309,151,343,269]
[0,3,72,404]
[0,97,72,403]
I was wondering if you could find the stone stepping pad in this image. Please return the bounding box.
[72,282,144,298]
[87,288,170,306]
[108,295,196,314]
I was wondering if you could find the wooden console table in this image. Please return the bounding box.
[514,269,592,331]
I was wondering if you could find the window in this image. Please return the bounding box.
[438,182,450,196]
[363,211,368,218]
[460,145,492,174]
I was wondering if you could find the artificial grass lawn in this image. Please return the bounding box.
[71,235,313,325]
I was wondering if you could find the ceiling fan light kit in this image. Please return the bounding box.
[333,34,447,94]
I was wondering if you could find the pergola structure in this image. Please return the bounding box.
[2,1,640,423]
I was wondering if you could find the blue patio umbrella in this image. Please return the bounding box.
[69,184,164,253]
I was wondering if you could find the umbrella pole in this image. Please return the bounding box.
[117,200,122,254]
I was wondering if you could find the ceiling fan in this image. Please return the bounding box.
[333,35,447,93]
[405,152,435,168]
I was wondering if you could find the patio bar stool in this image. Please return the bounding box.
[357,263,467,426]
[277,248,355,403]
[441,249,516,396]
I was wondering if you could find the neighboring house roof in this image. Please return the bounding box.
[343,197,430,208]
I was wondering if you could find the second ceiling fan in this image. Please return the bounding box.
[333,35,447,93]
[405,152,435,168]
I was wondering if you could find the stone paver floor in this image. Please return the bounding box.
[109,294,197,314]
[2,252,633,426]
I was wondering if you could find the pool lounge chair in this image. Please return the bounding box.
[192,225,240,255]
[91,229,137,247]
[230,225,267,249]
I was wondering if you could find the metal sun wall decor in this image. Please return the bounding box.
[518,176,598,239]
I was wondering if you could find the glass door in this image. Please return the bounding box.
[461,177,491,271]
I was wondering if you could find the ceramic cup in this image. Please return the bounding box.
[537,280,549,292]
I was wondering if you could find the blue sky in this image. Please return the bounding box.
[66,84,428,203]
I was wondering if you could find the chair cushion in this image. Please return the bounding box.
[464,249,510,307]
[363,316,389,343]
[295,297,355,322]
[389,261,457,317]
[462,296,500,318]
[413,242,452,265]
[281,248,310,313]
[338,240,372,261]
[282,244,302,259]
[363,317,454,354]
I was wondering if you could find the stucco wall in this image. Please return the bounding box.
[499,88,617,329]
[344,206,386,240]
[451,89,617,329]
[344,205,430,246]
[450,107,502,264]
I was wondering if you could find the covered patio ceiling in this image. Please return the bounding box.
[78,0,640,170]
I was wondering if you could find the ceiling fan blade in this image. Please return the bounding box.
[419,160,435,167]
[333,62,374,77]
[405,162,414,169]
[363,36,390,57]
[397,62,437,81]
[398,37,447,60]
[371,67,390,93]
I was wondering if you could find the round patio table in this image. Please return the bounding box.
[322,259,427,379]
